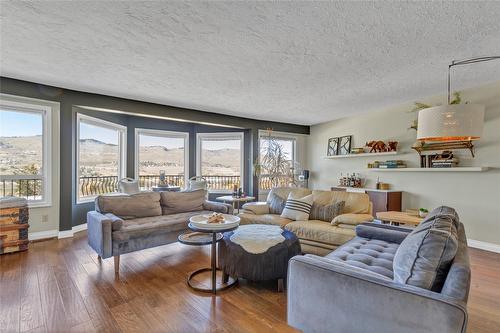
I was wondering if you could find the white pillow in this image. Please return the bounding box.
[281,193,313,221]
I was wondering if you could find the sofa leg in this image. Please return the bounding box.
[277,278,284,292]
[97,255,102,262]
[114,255,120,274]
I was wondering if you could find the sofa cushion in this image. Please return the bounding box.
[96,192,161,219]
[281,193,313,221]
[285,220,355,246]
[268,192,287,215]
[393,206,459,291]
[266,187,312,203]
[160,190,206,215]
[309,201,344,222]
[327,237,399,279]
[332,213,374,226]
[312,190,371,214]
[239,213,292,228]
[112,210,213,241]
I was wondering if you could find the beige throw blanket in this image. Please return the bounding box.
[230,225,285,254]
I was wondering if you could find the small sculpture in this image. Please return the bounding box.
[387,141,398,152]
[365,141,387,153]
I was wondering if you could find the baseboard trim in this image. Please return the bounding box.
[29,224,88,241]
[29,229,59,241]
[58,223,88,239]
[468,238,500,254]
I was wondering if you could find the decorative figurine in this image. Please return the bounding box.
[365,141,387,153]
[387,141,398,152]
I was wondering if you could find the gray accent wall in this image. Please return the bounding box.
[0,77,309,232]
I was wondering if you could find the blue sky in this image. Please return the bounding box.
[0,110,42,137]
[80,122,119,144]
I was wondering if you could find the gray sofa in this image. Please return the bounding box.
[287,206,470,333]
[87,190,232,273]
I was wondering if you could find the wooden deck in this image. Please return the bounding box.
[0,230,499,332]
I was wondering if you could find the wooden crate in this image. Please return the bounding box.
[0,199,29,254]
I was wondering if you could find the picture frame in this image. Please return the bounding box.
[338,135,352,155]
[327,137,339,156]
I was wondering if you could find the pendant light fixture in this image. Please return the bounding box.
[416,56,499,142]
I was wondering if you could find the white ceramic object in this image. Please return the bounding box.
[189,214,240,230]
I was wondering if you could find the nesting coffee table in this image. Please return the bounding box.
[178,217,240,294]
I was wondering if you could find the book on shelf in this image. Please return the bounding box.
[378,165,407,168]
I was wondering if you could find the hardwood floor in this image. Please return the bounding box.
[1,231,499,333]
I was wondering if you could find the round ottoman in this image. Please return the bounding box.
[218,224,301,291]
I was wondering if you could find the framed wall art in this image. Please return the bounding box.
[327,137,339,156]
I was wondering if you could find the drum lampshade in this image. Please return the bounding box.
[417,104,485,141]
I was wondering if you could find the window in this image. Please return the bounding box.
[135,129,189,190]
[0,96,54,206]
[196,132,244,192]
[77,114,126,202]
[259,133,297,190]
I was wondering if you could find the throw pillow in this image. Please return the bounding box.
[392,206,459,291]
[160,189,207,215]
[268,192,287,215]
[280,193,313,221]
[95,192,161,219]
[309,201,345,222]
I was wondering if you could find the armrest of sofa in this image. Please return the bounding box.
[331,213,374,226]
[355,222,412,244]
[287,255,468,333]
[203,201,234,214]
[87,211,121,259]
[240,202,270,215]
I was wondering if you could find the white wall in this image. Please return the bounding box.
[307,81,500,246]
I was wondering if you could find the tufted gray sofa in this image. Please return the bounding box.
[287,206,470,333]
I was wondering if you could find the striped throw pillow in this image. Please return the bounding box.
[281,193,313,221]
[309,201,345,222]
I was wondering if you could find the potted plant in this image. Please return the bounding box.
[419,208,429,218]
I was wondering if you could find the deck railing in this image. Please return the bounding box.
[1,174,294,201]
[259,175,293,190]
[138,175,184,190]
[0,175,43,200]
[79,176,119,198]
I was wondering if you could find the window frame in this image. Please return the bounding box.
[0,94,55,207]
[134,128,190,187]
[258,130,297,166]
[196,132,245,193]
[76,113,127,203]
[258,130,299,193]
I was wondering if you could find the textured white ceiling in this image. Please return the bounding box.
[1,1,499,125]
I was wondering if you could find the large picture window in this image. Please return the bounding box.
[0,96,54,206]
[135,129,189,190]
[196,132,244,192]
[77,114,126,202]
[259,133,297,191]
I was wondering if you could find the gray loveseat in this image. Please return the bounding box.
[287,206,470,333]
[87,190,232,273]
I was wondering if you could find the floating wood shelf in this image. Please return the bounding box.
[324,151,399,159]
[368,167,489,172]
[413,140,475,157]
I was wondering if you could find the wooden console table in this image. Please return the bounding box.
[331,187,402,215]
[376,211,423,226]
